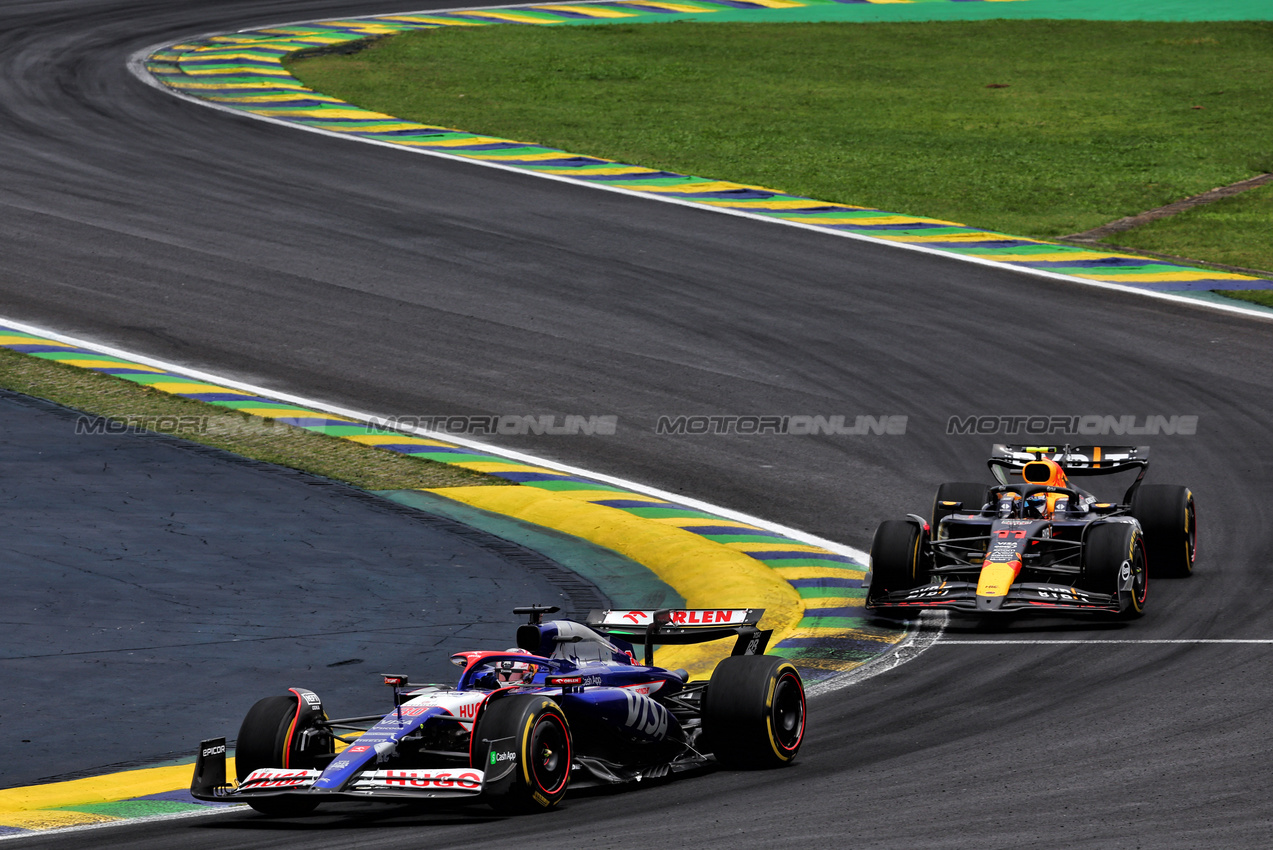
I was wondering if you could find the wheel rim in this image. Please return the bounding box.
[1185,496,1197,565]
[528,714,569,795]
[1130,535,1148,609]
[771,672,805,753]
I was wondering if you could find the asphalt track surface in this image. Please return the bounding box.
[0,388,604,789]
[2,1,1272,847]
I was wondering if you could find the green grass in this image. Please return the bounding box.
[1107,182,1273,306]
[0,348,506,491]
[1219,289,1273,309]
[289,20,1273,243]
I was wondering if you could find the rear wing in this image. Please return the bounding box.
[988,444,1149,501]
[587,609,770,666]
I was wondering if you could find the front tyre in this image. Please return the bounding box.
[235,695,327,816]
[1082,522,1148,619]
[473,695,571,813]
[1130,484,1196,578]
[867,519,927,611]
[703,655,805,769]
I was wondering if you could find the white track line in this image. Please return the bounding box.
[124,5,1273,325]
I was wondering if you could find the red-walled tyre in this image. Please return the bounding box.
[235,695,327,816]
[474,695,571,813]
[703,655,805,769]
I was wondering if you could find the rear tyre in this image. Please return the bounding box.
[932,482,991,529]
[703,655,805,769]
[235,695,327,816]
[1082,522,1148,618]
[1130,485,1196,578]
[474,695,571,813]
[867,520,927,610]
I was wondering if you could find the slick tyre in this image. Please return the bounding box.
[868,519,927,611]
[703,655,805,769]
[1130,484,1197,578]
[235,695,326,816]
[932,482,991,529]
[1082,523,1148,619]
[473,695,571,814]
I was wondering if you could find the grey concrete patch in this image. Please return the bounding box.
[1064,172,1273,243]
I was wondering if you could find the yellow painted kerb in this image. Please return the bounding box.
[428,485,803,678]
[0,759,236,818]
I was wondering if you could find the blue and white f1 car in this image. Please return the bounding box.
[191,606,806,815]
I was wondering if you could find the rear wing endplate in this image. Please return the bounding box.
[587,609,770,666]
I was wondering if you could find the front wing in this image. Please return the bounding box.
[868,580,1124,614]
[191,737,501,804]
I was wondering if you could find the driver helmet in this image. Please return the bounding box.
[1023,492,1050,519]
[494,648,537,686]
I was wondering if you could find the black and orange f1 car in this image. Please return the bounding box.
[865,445,1196,618]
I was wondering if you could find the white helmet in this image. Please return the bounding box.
[494,648,536,685]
